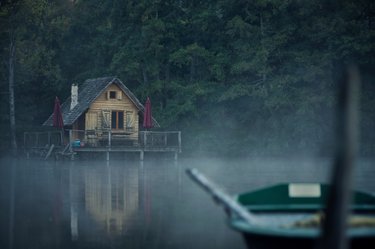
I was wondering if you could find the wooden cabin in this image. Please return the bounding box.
[43,77,159,147]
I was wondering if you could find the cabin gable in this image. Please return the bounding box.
[78,83,139,141]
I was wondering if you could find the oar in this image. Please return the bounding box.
[186,168,264,226]
[318,65,361,249]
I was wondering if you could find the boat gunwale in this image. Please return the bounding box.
[229,183,375,239]
[230,218,375,239]
[241,204,375,212]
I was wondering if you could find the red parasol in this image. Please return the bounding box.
[143,97,153,129]
[53,96,64,129]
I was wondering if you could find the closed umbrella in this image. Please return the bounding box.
[143,97,153,129]
[52,96,64,147]
[53,96,64,128]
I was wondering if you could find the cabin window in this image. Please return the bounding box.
[126,111,133,131]
[109,91,117,99]
[111,111,124,129]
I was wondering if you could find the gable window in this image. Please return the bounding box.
[107,90,122,100]
[111,111,124,129]
[109,91,117,99]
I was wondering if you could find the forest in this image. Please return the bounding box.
[1,0,375,157]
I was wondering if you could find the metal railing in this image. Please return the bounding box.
[68,129,138,148]
[139,131,181,152]
[67,129,181,151]
[24,131,64,148]
[24,129,182,153]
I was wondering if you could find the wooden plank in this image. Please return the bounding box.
[44,144,55,160]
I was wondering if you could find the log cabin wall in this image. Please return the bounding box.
[84,83,139,141]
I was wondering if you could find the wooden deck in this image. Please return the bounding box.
[24,130,181,160]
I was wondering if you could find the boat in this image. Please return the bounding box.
[186,170,375,249]
[231,183,375,249]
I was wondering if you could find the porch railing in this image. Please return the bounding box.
[24,131,64,149]
[139,131,181,152]
[67,129,182,152]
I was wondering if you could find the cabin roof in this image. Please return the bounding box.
[43,76,159,127]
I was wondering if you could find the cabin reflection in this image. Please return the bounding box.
[69,163,142,243]
[83,165,139,235]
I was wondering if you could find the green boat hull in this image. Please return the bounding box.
[240,232,375,249]
[230,183,375,249]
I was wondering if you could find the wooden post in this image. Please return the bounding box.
[174,151,178,161]
[151,132,154,147]
[140,150,144,161]
[106,151,110,161]
[60,130,64,146]
[178,131,182,153]
[108,131,111,148]
[144,131,147,148]
[69,130,73,153]
[68,130,74,160]
[318,65,360,249]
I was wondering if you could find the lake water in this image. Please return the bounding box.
[0,157,374,249]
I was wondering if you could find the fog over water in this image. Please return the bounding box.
[0,157,374,249]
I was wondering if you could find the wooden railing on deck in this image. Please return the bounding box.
[139,131,181,152]
[67,129,181,152]
[24,131,64,148]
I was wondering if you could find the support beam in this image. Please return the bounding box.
[60,130,64,146]
[108,131,111,147]
[143,131,147,148]
[69,130,73,153]
[69,130,74,160]
[178,131,182,153]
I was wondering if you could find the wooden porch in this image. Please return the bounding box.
[24,130,182,161]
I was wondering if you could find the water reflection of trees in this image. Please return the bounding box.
[82,165,139,236]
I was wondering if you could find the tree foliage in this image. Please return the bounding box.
[1,0,375,156]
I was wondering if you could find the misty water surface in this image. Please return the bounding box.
[0,157,374,249]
